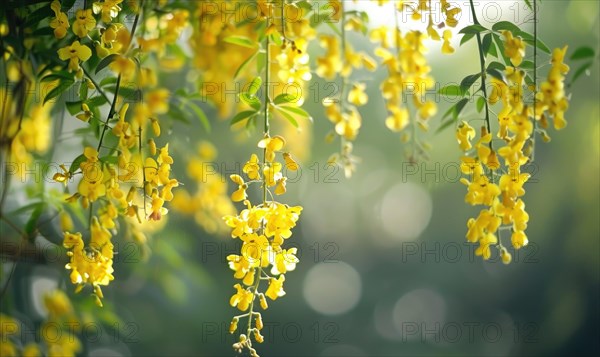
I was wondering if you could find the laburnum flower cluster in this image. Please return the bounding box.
[372,0,460,160]
[223,135,302,356]
[316,0,377,177]
[50,0,187,305]
[457,31,570,263]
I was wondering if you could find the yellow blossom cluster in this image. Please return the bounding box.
[372,0,459,160]
[50,0,184,304]
[457,31,570,263]
[189,1,258,117]
[316,4,376,177]
[224,135,302,354]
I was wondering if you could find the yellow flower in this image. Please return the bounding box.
[500,247,512,264]
[502,30,525,67]
[283,152,299,171]
[263,162,282,187]
[109,55,136,80]
[230,284,254,311]
[72,9,96,38]
[258,135,286,163]
[58,41,92,72]
[442,30,454,54]
[461,169,501,206]
[348,83,368,106]
[265,275,286,300]
[456,121,475,151]
[427,16,440,40]
[511,230,528,249]
[499,168,530,200]
[385,106,409,132]
[75,103,93,122]
[93,0,123,23]
[475,233,497,260]
[148,190,168,220]
[274,177,287,195]
[241,233,270,267]
[230,174,247,202]
[243,154,261,180]
[466,209,501,243]
[270,248,298,275]
[335,108,362,140]
[49,0,69,39]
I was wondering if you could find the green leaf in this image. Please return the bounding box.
[273,93,299,105]
[520,60,535,69]
[276,108,299,128]
[24,5,53,27]
[453,98,469,120]
[95,54,119,74]
[278,105,312,122]
[482,33,492,56]
[43,79,75,104]
[230,110,258,125]
[223,36,256,49]
[79,81,88,101]
[459,24,487,35]
[269,33,283,46]
[570,46,595,61]
[168,104,190,124]
[492,33,511,64]
[488,61,505,71]
[570,62,592,85]
[239,92,262,111]
[24,203,45,238]
[99,77,118,87]
[438,84,465,97]
[66,101,82,115]
[87,96,108,107]
[460,33,475,46]
[185,100,211,132]
[69,154,87,174]
[41,71,73,82]
[460,73,481,94]
[476,96,485,113]
[519,32,551,54]
[523,0,532,9]
[234,51,258,79]
[436,116,457,133]
[10,202,44,216]
[492,21,521,34]
[247,77,262,96]
[486,68,504,81]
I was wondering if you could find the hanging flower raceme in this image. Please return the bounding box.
[224,134,302,355]
[456,6,572,263]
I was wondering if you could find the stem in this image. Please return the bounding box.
[139,126,147,215]
[246,7,274,342]
[81,66,111,104]
[468,0,492,148]
[531,0,538,162]
[97,75,121,152]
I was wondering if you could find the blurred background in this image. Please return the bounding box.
[3,1,599,356]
